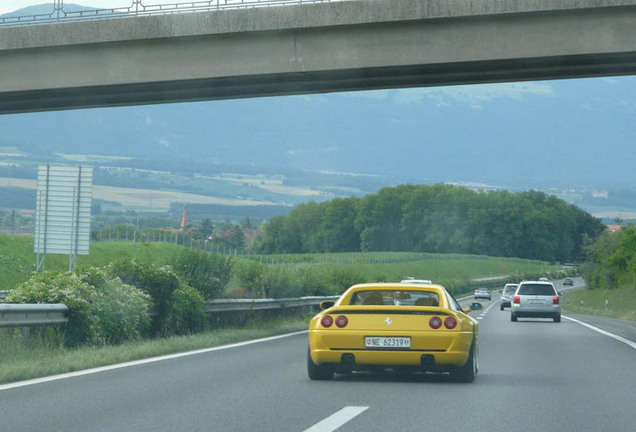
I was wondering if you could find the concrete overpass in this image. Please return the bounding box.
[2,0,636,114]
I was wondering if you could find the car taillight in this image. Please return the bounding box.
[513,296,520,304]
[335,315,348,328]
[444,316,457,329]
[429,316,442,329]
[553,296,560,305]
[320,315,333,328]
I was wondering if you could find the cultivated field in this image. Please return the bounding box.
[0,177,280,212]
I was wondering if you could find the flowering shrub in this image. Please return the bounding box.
[9,271,104,347]
[82,268,152,343]
[8,269,152,346]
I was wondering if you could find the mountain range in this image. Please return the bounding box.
[3,77,636,190]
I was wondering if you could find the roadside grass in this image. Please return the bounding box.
[562,286,636,321]
[0,318,309,385]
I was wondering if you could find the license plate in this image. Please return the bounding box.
[364,336,411,349]
[529,299,545,304]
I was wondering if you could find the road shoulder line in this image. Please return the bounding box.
[0,330,308,391]
[563,315,636,350]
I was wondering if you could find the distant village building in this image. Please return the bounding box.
[591,189,609,199]
[606,224,622,233]
[178,206,188,232]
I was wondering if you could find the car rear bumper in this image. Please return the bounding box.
[309,330,474,369]
[512,310,560,318]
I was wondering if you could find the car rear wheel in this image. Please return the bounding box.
[307,347,334,380]
[500,304,504,311]
[554,314,561,323]
[511,313,517,322]
[451,340,477,383]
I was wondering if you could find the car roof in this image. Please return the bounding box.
[519,280,553,284]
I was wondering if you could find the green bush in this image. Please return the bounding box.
[326,267,367,295]
[264,266,302,298]
[172,249,233,299]
[166,284,208,335]
[82,268,152,343]
[297,266,332,296]
[233,260,267,297]
[107,259,180,336]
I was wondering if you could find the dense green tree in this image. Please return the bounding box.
[257,183,604,262]
[584,225,636,290]
[199,217,214,238]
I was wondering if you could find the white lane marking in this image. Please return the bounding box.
[0,330,308,391]
[476,302,497,320]
[303,406,369,432]
[563,316,636,350]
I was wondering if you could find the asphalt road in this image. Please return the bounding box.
[1,293,635,432]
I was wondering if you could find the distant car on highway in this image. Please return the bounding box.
[563,277,573,286]
[500,283,518,310]
[474,288,491,300]
[511,281,561,323]
[308,282,483,382]
[539,277,549,282]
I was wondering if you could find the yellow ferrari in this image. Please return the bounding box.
[308,282,483,382]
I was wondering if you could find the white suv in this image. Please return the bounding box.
[511,281,561,323]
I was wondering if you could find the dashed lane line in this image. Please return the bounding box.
[303,406,369,432]
[476,301,497,320]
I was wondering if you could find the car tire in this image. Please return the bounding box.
[451,340,477,383]
[511,313,517,322]
[554,314,561,323]
[500,305,504,311]
[307,347,334,380]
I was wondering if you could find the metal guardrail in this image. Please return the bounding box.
[206,296,339,312]
[0,0,343,27]
[0,304,69,327]
[0,296,337,327]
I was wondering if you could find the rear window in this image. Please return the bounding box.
[517,284,556,296]
[350,290,440,307]
[504,285,517,294]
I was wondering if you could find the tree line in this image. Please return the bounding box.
[257,184,605,263]
[583,225,636,290]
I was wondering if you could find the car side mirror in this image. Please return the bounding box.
[464,302,483,314]
[320,300,335,310]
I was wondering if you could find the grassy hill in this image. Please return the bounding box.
[0,235,182,290]
[1,234,565,293]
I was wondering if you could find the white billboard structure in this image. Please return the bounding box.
[34,164,93,271]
